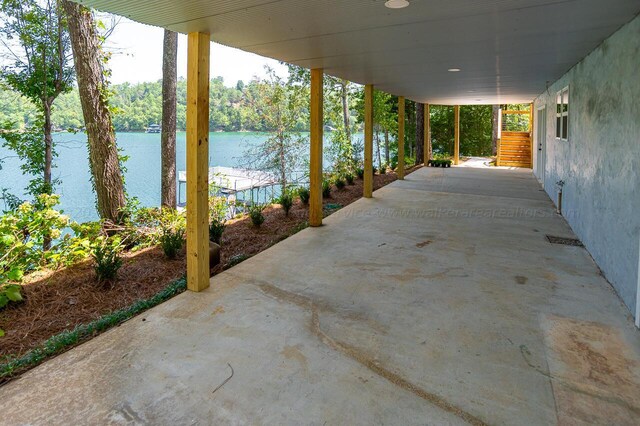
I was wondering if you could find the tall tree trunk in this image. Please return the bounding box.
[161,29,178,208]
[416,103,424,165]
[340,80,350,143]
[492,105,499,156]
[43,102,53,193]
[62,0,126,222]
[384,129,390,165]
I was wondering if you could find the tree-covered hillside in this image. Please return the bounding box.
[0,77,311,133]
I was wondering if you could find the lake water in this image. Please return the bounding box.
[0,131,364,223]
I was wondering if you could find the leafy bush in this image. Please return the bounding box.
[0,194,71,282]
[160,227,184,259]
[322,180,331,198]
[0,283,23,337]
[248,204,265,227]
[209,195,228,244]
[390,160,398,170]
[335,177,346,189]
[278,190,294,216]
[92,237,123,282]
[345,173,354,185]
[209,218,225,244]
[298,187,310,204]
[356,168,364,179]
[159,208,186,258]
[372,166,377,174]
[380,164,387,174]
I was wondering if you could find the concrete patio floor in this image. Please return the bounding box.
[2,166,639,425]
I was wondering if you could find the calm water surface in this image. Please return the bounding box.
[0,132,273,222]
[0,131,364,223]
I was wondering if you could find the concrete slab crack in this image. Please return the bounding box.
[255,281,488,426]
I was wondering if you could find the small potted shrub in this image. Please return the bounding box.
[298,187,310,204]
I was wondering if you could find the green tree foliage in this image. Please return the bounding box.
[242,67,308,193]
[0,0,74,196]
[354,88,398,168]
[429,105,493,157]
[0,76,318,133]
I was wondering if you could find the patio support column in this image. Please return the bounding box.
[397,96,405,179]
[186,32,210,292]
[309,68,323,227]
[424,103,430,164]
[363,84,374,198]
[454,105,460,165]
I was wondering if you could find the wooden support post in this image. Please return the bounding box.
[397,96,405,179]
[309,68,323,226]
[186,32,210,292]
[454,105,460,165]
[529,103,534,169]
[363,84,374,198]
[424,103,430,165]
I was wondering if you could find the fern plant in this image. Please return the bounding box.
[92,237,123,282]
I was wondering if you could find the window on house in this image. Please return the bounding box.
[556,86,569,140]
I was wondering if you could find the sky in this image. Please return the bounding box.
[104,16,288,86]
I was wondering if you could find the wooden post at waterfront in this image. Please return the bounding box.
[186,32,210,292]
[397,96,405,179]
[309,69,324,226]
[454,105,460,165]
[363,84,374,198]
[424,103,430,164]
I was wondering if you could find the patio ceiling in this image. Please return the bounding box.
[75,0,640,105]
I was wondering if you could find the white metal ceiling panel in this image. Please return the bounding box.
[74,0,640,104]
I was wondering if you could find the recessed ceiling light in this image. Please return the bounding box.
[385,0,410,9]
[448,68,461,72]
[467,90,475,93]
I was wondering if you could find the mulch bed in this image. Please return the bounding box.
[0,166,419,361]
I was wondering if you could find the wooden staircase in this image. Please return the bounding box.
[497,131,532,168]
[496,105,533,168]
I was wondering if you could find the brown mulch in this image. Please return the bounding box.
[0,166,420,360]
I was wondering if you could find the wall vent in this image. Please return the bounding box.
[546,235,583,247]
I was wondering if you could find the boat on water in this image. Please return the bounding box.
[145,124,161,133]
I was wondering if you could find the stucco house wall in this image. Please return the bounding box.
[532,14,640,322]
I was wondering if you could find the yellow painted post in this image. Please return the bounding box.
[424,103,430,165]
[363,84,374,198]
[397,96,405,179]
[309,69,323,226]
[454,105,460,165]
[186,32,210,292]
[529,103,534,168]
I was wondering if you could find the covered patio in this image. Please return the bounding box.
[1,166,638,424]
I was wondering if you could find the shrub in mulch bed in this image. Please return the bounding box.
[0,165,421,382]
